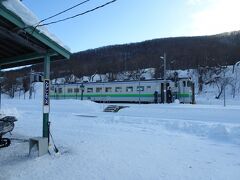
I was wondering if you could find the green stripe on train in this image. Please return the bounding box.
[50,93,190,98]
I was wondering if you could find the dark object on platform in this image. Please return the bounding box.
[104,105,129,112]
[0,116,17,148]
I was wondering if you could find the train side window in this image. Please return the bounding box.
[96,87,102,93]
[105,87,112,92]
[126,86,133,92]
[115,87,122,92]
[137,86,144,91]
[87,88,93,93]
[67,88,73,93]
[58,88,62,93]
[187,81,191,87]
[183,81,186,87]
[74,88,79,93]
[146,86,151,91]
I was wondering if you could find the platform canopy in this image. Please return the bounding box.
[0,0,72,140]
[0,0,71,69]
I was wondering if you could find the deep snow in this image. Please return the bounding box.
[1,0,70,51]
[0,95,240,180]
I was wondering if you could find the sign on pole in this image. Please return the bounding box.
[43,79,50,113]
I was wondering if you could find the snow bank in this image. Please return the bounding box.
[109,115,240,145]
[106,104,240,145]
[163,119,240,144]
[2,0,70,51]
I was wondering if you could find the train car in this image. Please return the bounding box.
[50,78,195,104]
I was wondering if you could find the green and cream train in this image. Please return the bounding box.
[50,78,195,104]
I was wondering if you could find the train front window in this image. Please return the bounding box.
[126,86,133,92]
[137,86,144,91]
[105,87,112,92]
[115,87,122,92]
[187,81,191,87]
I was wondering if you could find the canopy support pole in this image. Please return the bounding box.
[43,55,50,140]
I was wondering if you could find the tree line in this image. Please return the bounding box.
[2,30,240,94]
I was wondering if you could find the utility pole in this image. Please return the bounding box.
[124,53,127,71]
[164,53,167,103]
[223,68,226,107]
[0,67,2,110]
[29,70,33,99]
[0,80,1,110]
[138,70,141,104]
[160,53,167,103]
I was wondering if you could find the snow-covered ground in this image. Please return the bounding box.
[2,0,70,51]
[0,94,240,180]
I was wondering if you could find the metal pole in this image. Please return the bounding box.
[224,69,226,107]
[0,83,1,111]
[0,82,1,110]
[29,70,32,99]
[163,53,167,104]
[0,67,1,110]
[43,55,50,139]
[138,71,141,104]
[80,84,84,100]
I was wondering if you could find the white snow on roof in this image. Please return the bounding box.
[2,0,71,51]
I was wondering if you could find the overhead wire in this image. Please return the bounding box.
[26,0,91,34]
[37,0,91,25]
[35,0,117,27]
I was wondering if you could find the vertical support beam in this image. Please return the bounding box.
[163,53,167,104]
[0,79,1,110]
[43,55,50,139]
[0,66,1,111]
[223,69,226,107]
[191,82,195,104]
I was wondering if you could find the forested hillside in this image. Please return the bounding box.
[50,30,240,78]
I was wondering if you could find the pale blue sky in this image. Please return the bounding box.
[23,0,240,52]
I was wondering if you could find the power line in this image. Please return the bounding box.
[37,0,91,25]
[21,0,91,32]
[36,0,117,27]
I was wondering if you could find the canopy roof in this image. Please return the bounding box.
[0,1,71,69]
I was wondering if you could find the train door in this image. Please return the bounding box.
[181,80,187,103]
[181,79,192,103]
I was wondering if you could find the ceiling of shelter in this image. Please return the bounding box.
[0,3,71,69]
